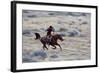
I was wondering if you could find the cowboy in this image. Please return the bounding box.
[46,26,55,44]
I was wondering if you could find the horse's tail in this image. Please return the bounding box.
[34,33,41,40]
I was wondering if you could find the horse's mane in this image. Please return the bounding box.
[52,34,61,37]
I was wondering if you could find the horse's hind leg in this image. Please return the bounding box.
[51,44,56,49]
[56,43,62,51]
[43,44,48,50]
[43,45,45,50]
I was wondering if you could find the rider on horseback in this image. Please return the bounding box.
[46,26,55,44]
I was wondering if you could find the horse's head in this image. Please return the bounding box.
[56,34,64,41]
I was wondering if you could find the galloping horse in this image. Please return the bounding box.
[34,33,64,51]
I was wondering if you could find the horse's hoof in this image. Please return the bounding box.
[52,48,56,49]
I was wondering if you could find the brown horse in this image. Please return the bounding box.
[34,33,64,51]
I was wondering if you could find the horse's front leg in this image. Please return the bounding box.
[56,43,62,51]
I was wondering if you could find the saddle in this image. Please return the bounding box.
[46,35,52,44]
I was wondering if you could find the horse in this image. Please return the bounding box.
[34,33,64,51]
